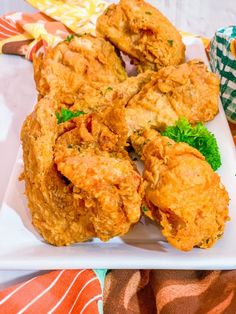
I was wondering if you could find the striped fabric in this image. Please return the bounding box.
[0,14,23,39]
[0,0,108,60]
[104,270,236,313]
[0,12,73,60]
[0,12,34,58]
[210,26,236,123]
[0,270,106,314]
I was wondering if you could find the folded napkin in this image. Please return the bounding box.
[0,270,106,314]
[26,0,108,34]
[2,269,236,313]
[0,0,108,60]
[210,26,236,124]
[0,12,74,60]
[104,270,236,313]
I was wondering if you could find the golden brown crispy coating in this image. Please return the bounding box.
[23,1,225,251]
[54,111,142,241]
[131,129,229,251]
[21,97,95,246]
[51,59,218,134]
[96,0,185,71]
[125,60,219,135]
[33,34,127,97]
[69,70,154,113]
[34,33,154,113]
[21,97,142,246]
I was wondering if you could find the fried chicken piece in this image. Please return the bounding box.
[33,31,154,113]
[33,34,127,97]
[125,60,219,135]
[96,0,185,71]
[56,59,218,129]
[21,96,142,245]
[21,96,95,246]
[69,70,153,113]
[131,129,229,251]
[54,111,142,241]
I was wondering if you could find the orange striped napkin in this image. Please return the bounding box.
[0,270,106,313]
[0,0,107,60]
[0,12,73,60]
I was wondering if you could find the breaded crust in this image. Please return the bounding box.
[97,0,185,71]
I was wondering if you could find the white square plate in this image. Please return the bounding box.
[1,37,236,270]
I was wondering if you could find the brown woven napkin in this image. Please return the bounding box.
[104,270,236,313]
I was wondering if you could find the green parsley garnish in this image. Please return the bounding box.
[106,86,113,91]
[56,108,85,124]
[142,205,149,212]
[161,118,221,171]
[66,34,74,42]
[167,39,173,46]
[145,11,152,15]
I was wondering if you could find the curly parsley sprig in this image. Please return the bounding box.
[161,118,221,171]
